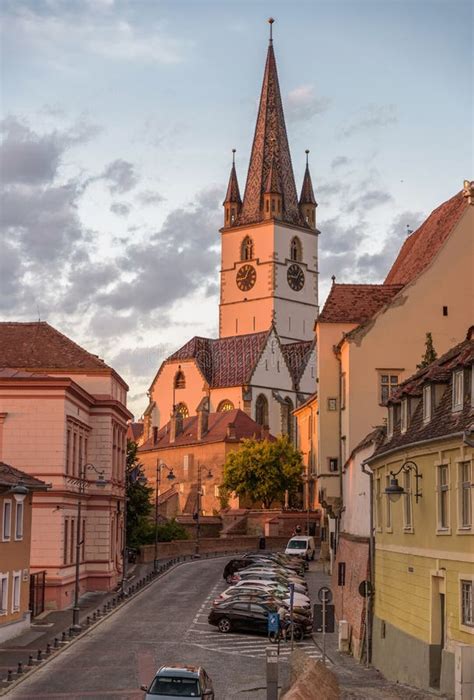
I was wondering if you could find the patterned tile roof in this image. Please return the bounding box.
[168,332,268,387]
[299,163,316,205]
[0,322,110,371]
[223,162,242,204]
[128,422,144,442]
[374,329,474,457]
[318,284,403,324]
[0,462,47,490]
[281,340,314,384]
[384,190,468,285]
[264,156,282,194]
[237,42,305,227]
[139,408,274,450]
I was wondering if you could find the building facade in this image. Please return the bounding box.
[0,323,132,610]
[367,330,474,697]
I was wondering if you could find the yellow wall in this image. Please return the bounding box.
[372,438,474,650]
[294,396,319,509]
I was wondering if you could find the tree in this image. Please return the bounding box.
[126,439,153,550]
[417,332,438,369]
[222,436,304,509]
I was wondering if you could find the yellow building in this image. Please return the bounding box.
[367,330,474,697]
[0,462,47,642]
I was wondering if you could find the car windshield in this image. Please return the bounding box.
[288,541,307,549]
[148,676,200,697]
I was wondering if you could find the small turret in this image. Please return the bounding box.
[299,150,317,229]
[263,155,282,220]
[223,149,242,227]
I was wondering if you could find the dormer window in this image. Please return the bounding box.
[453,370,464,411]
[401,398,408,433]
[423,385,431,423]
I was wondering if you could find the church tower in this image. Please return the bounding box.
[219,19,319,343]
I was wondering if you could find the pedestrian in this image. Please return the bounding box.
[277,604,287,640]
[291,525,302,536]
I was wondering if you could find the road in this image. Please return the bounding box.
[7,557,320,699]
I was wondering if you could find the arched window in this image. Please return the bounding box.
[241,236,254,261]
[174,370,185,389]
[217,399,234,412]
[175,402,189,418]
[255,394,269,427]
[283,397,295,442]
[290,237,302,262]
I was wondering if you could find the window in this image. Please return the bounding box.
[328,458,338,473]
[82,519,86,562]
[174,370,185,389]
[453,370,464,411]
[175,403,189,418]
[12,571,21,612]
[385,475,392,530]
[341,374,346,409]
[423,385,431,423]
[0,574,8,615]
[403,470,412,530]
[327,398,337,411]
[290,237,302,262]
[241,236,254,261]
[66,429,71,474]
[217,399,234,412]
[70,518,75,565]
[376,477,382,530]
[387,407,394,439]
[15,501,24,540]
[255,394,269,427]
[459,462,472,528]
[2,500,11,541]
[438,465,449,530]
[64,519,69,565]
[401,399,408,433]
[461,580,473,626]
[380,374,398,405]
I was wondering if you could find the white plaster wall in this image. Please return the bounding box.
[340,442,374,538]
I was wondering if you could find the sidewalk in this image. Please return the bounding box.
[305,561,447,700]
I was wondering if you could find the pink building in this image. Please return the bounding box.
[0,322,132,610]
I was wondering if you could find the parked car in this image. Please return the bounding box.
[223,558,252,582]
[285,536,316,561]
[208,600,311,639]
[213,588,312,617]
[232,571,308,594]
[232,580,311,607]
[243,552,305,574]
[141,665,214,699]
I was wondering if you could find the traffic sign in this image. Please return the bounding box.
[313,603,335,633]
[268,612,280,633]
[318,586,333,603]
[358,580,373,598]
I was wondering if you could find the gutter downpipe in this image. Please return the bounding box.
[361,458,374,665]
[335,344,343,564]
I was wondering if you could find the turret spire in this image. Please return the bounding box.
[223,149,242,227]
[299,149,317,229]
[237,22,304,227]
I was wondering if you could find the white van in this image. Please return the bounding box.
[285,536,316,561]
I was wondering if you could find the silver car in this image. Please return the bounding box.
[141,665,214,699]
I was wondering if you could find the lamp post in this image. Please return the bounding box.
[68,463,107,631]
[384,460,423,503]
[194,464,213,558]
[154,461,176,573]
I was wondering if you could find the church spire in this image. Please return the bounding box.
[223,149,242,227]
[299,150,317,229]
[237,19,304,227]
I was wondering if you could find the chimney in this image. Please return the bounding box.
[197,404,209,441]
[169,409,183,444]
[226,422,236,440]
[152,426,158,444]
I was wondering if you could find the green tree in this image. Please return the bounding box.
[126,439,153,550]
[417,332,438,369]
[222,436,304,509]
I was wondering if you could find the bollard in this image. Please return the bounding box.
[37,649,42,661]
[112,597,116,606]
[68,627,74,638]
[46,643,51,656]
[61,631,67,643]
[86,616,90,626]
[54,637,59,649]
[17,662,23,675]
[7,670,12,683]
[28,654,34,666]
[92,611,97,621]
[103,604,107,614]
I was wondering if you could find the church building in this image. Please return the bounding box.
[142,22,318,444]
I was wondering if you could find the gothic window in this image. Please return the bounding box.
[217,399,234,412]
[255,394,269,427]
[174,370,185,389]
[175,402,189,418]
[241,236,254,261]
[282,397,294,442]
[290,237,302,262]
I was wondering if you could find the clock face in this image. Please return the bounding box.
[236,264,257,291]
[287,263,305,291]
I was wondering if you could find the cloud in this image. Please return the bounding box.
[137,190,165,206]
[340,104,398,138]
[102,159,137,194]
[347,190,393,213]
[110,344,172,381]
[331,156,351,169]
[110,202,131,217]
[286,85,330,123]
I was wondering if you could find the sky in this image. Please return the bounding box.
[1,0,472,418]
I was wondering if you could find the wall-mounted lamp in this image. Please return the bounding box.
[8,480,28,503]
[384,460,422,503]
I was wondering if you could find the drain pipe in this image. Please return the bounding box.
[361,459,374,664]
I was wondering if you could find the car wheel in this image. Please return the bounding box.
[292,624,304,642]
[218,617,232,633]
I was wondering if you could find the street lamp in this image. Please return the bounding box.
[384,460,423,503]
[68,463,107,631]
[194,464,213,558]
[154,461,176,573]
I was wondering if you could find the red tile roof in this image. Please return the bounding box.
[0,322,110,372]
[385,190,467,285]
[139,408,274,450]
[0,462,47,490]
[281,340,314,384]
[127,422,144,442]
[318,284,403,324]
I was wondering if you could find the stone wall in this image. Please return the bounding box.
[281,650,340,699]
[138,535,288,562]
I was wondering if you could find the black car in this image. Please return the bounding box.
[208,600,312,638]
[213,590,312,618]
[222,559,251,582]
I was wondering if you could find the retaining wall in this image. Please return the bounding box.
[138,536,288,563]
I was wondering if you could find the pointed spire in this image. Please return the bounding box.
[299,150,317,205]
[223,149,242,204]
[265,154,282,194]
[237,21,303,227]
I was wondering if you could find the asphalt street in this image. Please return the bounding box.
[7,557,319,700]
